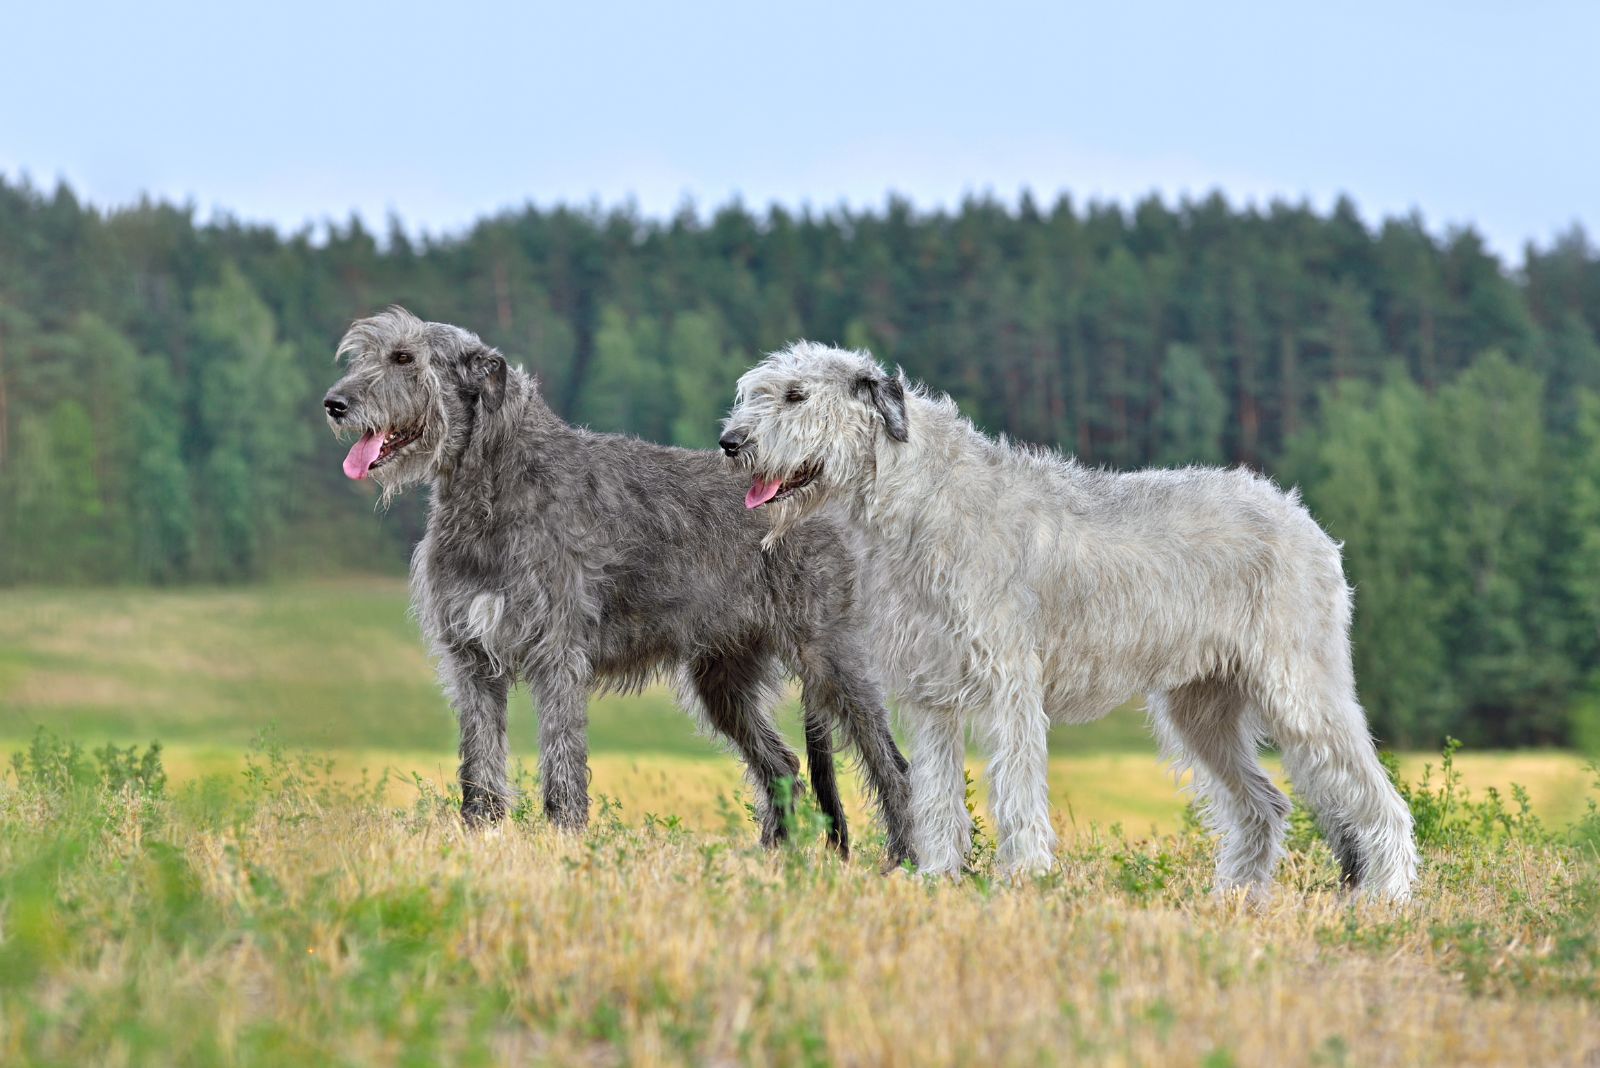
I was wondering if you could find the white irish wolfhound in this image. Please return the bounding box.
[719,342,1418,900]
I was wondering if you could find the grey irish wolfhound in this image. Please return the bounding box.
[321,310,914,864]
[720,342,1418,900]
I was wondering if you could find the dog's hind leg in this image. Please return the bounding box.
[794,638,915,868]
[1151,679,1291,900]
[684,651,805,849]
[802,703,850,858]
[1251,662,1418,901]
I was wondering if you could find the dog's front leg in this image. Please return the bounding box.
[907,704,972,875]
[442,646,512,825]
[532,671,591,831]
[978,667,1058,878]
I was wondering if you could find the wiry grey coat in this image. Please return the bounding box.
[322,309,913,863]
[723,342,1419,899]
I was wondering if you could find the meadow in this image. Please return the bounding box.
[1,582,1598,1065]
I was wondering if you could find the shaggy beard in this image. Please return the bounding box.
[370,394,453,508]
[744,447,872,550]
[372,463,417,509]
[757,481,840,549]
[758,494,807,549]
[366,436,433,507]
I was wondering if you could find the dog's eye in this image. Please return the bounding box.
[784,388,806,404]
[393,351,414,365]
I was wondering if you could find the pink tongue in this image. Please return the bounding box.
[745,477,783,509]
[343,431,384,480]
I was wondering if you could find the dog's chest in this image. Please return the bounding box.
[856,548,967,696]
[412,519,558,654]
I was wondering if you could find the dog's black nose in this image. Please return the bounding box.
[719,429,747,457]
[324,394,349,419]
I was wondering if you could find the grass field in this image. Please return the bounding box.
[3,581,1595,829]
[2,582,1599,1064]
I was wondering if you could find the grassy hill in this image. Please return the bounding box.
[2,581,1595,831]
[5,579,1164,753]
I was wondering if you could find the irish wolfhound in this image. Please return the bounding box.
[720,342,1418,899]
[321,310,913,864]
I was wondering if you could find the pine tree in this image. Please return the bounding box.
[666,310,742,450]
[1285,374,1450,745]
[1554,391,1600,693]
[1154,344,1227,466]
[190,264,306,578]
[575,305,670,440]
[1425,353,1568,743]
[3,402,103,582]
[131,354,194,582]
[520,287,579,418]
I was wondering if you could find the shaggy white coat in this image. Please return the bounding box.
[724,342,1418,900]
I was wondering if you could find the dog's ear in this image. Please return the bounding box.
[457,340,505,412]
[858,371,908,442]
[470,347,507,414]
[434,324,509,415]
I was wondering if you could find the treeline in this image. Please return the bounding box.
[0,176,1598,746]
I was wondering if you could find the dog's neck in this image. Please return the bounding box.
[431,370,558,494]
[849,392,992,539]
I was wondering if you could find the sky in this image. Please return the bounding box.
[5,0,1597,262]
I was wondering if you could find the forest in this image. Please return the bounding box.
[1,176,1597,748]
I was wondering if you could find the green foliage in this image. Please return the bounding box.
[93,740,169,798]
[8,728,166,799]
[1284,373,1450,744]
[1154,342,1227,466]
[190,264,307,578]
[1573,688,1600,759]
[1425,355,1570,742]
[1110,842,1179,901]
[8,729,95,793]
[667,309,746,449]
[1289,360,1599,746]
[963,766,994,869]
[1557,394,1600,677]
[576,304,658,436]
[1394,737,1549,850]
[3,178,1600,744]
[3,401,103,581]
[129,353,195,580]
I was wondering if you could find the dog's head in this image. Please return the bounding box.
[322,306,507,495]
[719,341,909,542]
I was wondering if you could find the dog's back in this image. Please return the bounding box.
[418,419,862,683]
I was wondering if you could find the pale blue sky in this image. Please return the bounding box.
[6,1,1596,261]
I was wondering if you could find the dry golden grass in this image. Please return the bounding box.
[113,741,1600,837]
[2,739,1597,1067]
[3,584,1598,1064]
